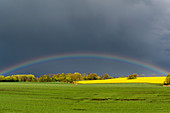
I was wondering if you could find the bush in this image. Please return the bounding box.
[127,74,138,79]
[0,75,5,82]
[164,73,170,85]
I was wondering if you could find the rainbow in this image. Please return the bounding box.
[0,53,169,74]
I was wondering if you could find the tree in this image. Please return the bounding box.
[164,73,170,85]
[104,73,109,79]
[82,73,87,80]
[141,74,145,77]
[11,76,18,82]
[5,76,11,81]
[73,72,82,83]
[67,72,82,84]
[38,75,45,82]
[0,75,5,82]
[65,76,73,83]
[89,73,98,80]
[74,72,82,80]
[127,73,138,79]
[52,73,61,82]
[86,74,91,80]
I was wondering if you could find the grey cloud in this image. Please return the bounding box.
[0,0,170,75]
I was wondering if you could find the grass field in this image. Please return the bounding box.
[78,77,166,84]
[1,82,170,113]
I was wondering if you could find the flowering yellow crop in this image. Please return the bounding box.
[78,77,166,84]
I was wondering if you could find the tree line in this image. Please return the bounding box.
[0,72,113,83]
[0,73,168,84]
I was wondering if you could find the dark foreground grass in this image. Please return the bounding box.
[0,82,170,113]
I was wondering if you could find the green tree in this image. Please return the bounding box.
[89,73,98,80]
[52,73,61,82]
[5,76,11,81]
[82,73,87,80]
[11,76,18,82]
[164,73,170,85]
[0,75,5,82]
[127,73,138,79]
[104,73,109,79]
[86,74,91,80]
[65,76,73,83]
[39,74,52,82]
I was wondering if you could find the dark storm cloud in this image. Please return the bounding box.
[0,0,170,74]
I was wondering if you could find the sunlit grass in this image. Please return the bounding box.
[1,82,170,113]
[78,77,166,84]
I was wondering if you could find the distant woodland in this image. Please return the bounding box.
[0,72,113,83]
[0,73,166,84]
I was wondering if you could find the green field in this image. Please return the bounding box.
[1,83,170,113]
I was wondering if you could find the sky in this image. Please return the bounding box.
[0,0,170,76]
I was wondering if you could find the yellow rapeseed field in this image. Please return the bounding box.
[78,77,166,84]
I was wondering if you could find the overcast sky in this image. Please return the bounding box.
[1,0,170,76]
